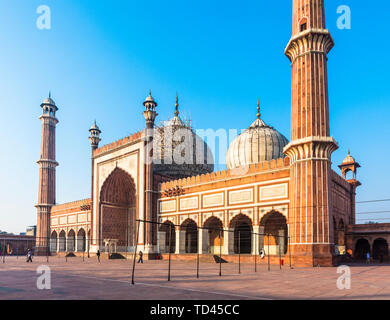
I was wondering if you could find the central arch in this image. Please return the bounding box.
[230,214,252,254]
[100,167,136,250]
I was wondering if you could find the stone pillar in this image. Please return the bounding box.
[158,231,166,253]
[252,226,260,255]
[198,229,208,254]
[222,229,234,255]
[175,230,186,254]
[259,226,265,252]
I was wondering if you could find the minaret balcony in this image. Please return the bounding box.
[285,28,334,63]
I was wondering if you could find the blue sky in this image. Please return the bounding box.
[0,0,389,233]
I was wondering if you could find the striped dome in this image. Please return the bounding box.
[226,118,289,170]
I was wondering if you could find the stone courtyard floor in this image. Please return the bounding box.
[0,256,389,300]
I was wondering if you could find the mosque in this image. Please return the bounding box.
[35,0,376,267]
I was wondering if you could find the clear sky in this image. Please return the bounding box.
[0,0,389,234]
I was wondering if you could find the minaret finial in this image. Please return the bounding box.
[49,91,51,99]
[174,93,179,117]
[256,99,261,119]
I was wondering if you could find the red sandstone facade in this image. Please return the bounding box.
[36,1,388,266]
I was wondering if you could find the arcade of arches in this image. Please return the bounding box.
[50,228,90,253]
[158,211,289,256]
[354,238,389,262]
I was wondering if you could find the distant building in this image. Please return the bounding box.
[26,226,36,237]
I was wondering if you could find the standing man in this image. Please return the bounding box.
[137,251,143,264]
[97,249,101,263]
[366,252,370,264]
[26,249,33,263]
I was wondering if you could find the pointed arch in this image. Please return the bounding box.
[159,221,175,253]
[50,231,57,252]
[99,167,137,249]
[77,228,86,252]
[180,219,198,253]
[260,210,288,255]
[67,229,75,252]
[204,216,223,254]
[59,230,66,252]
[229,214,253,254]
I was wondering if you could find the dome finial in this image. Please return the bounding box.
[174,93,179,117]
[49,91,51,99]
[348,149,350,156]
[257,99,261,119]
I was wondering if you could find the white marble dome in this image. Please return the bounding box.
[153,99,214,179]
[226,117,289,170]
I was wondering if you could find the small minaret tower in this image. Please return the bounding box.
[35,93,59,254]
[142,91,158,254]
[89,121,101,255]
[284,0,338,266]
[89,121,102,150]
[339,150,361,225]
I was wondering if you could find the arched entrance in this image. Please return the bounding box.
[373,238,388,262]
[354,238,370,260]
[260,211,288,255]
[67,230,75,252]
[204,216,223,254]
[181,219,198,253]
[50,231,57,252]
[100,168,136,250]
[77,229,86,252]
[159,221,176,253]
[230,214,252,254]
[59,231,66,252]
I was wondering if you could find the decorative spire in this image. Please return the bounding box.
[256,99,261,119]
[174,94,179,117]
[49,91,51,99]
[348,149,351,156]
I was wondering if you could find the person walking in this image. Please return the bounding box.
[26,249,33,263]
[137,251,143,264]
[366,251,370,264]
[97,249,101,263]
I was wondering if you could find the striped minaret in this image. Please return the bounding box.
[284,0,338,266]
[35,94,59,255]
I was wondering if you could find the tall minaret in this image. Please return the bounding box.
[284,0,338,266]
[142,91,158,255]
[35,94,59,255]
